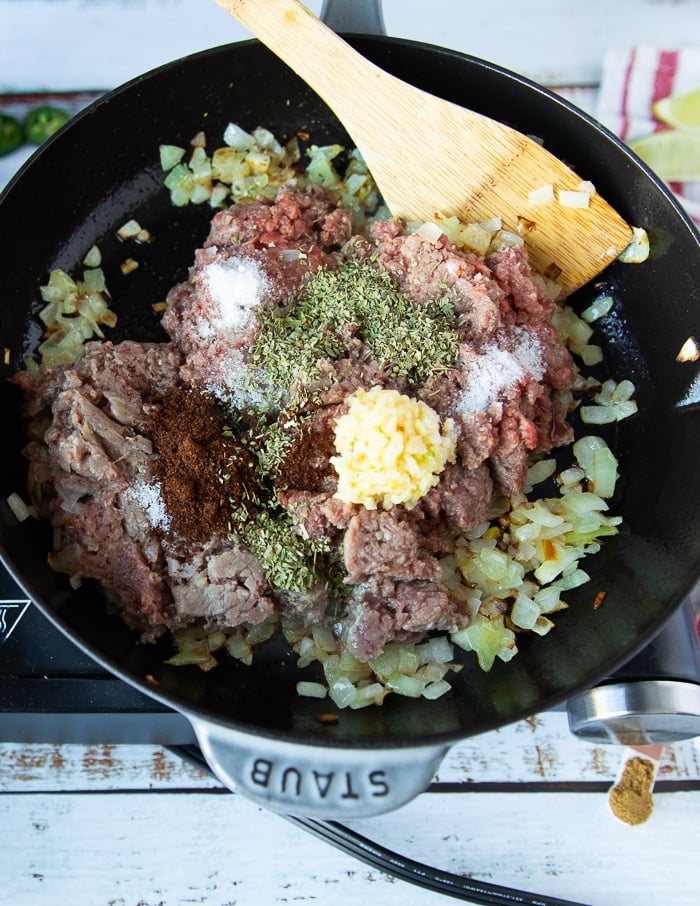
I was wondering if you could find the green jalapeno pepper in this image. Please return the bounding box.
[23,105,71,145]
[0,114,23,156]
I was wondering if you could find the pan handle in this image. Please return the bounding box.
[319,0,386,35]
[188,715,449,818]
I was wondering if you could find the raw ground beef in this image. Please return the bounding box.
[162,186,352,394]
[16,341,275,640]
[17,185,577,661]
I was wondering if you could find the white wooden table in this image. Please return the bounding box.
[1,717,699,905]
[1,2,699,904]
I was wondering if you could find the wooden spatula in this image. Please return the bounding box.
[217,0,633,296]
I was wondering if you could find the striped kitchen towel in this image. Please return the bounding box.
[596,46,700,223]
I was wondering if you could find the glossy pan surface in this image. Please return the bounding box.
[1,37,699,752]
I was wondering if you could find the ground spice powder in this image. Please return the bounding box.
[608,755,656,825]
[146,387,256,544]
[277,418,337,492]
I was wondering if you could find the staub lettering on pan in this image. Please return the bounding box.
[250,759,390,800]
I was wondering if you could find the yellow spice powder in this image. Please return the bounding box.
[608,755,656,826]
[331,386,457,511]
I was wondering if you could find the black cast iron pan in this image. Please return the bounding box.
[1,31,699,819]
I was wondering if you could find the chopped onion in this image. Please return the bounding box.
[6,492,31,522]
[527,183,554,207]
[416,221,444,243]
[344,172,367,195]
[580,400,638,424]
[329,677,356,709]
[580,343,604,366]
[572,434,607,475]
[618,226,650,264]
[559,466,585,487]
[120,258,139,275]
[117,219,143,240]
[369,643,420,680]
[82,245,102,268]
[415,636,453,665]
[224,632,253,665]
[552,569,590,592]
[530,615,555,637]
[573,436,619,498]
[558,190,590,208]
[458,222,492,255]
[223,121,254,150]
[511,591,540,629]
[533,586,563,613]
[82,267,106,293]
[349,682,386,709]
[209,184,230,208]
[295,635,317,668]
[296,681,327,699]
[165,648,218,671]
[488,229,524,252]
[581,294,614,323]
[311,623,337,652]
[279,248,304,262]
[677,336,700,363]
[526,458,556,488]
[433,213,463,245]
[479,216,502,232]
[387,673,424,697]
[305,143,343,186]
[422,679,451,700]
[590,446,620,498]
[159,144,186,171]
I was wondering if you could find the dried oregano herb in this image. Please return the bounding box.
[234,507,337,595]
[249,259,459,396]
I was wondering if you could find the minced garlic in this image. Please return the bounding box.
[331,386,457,510]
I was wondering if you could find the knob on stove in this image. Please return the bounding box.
[567,596,700,745]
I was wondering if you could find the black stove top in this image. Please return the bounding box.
[0,566,194,744]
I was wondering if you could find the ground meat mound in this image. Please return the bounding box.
[19,185,577,662]
[163,186,352,393]
[19,340,275,640]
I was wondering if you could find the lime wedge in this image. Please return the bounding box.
[629,130,700,181]
[653,87,700,131]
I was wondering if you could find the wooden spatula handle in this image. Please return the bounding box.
[217,0,633,294]
[217,0,388,130]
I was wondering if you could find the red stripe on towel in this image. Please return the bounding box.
[652,50,679,119]
[619,48,637,140]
